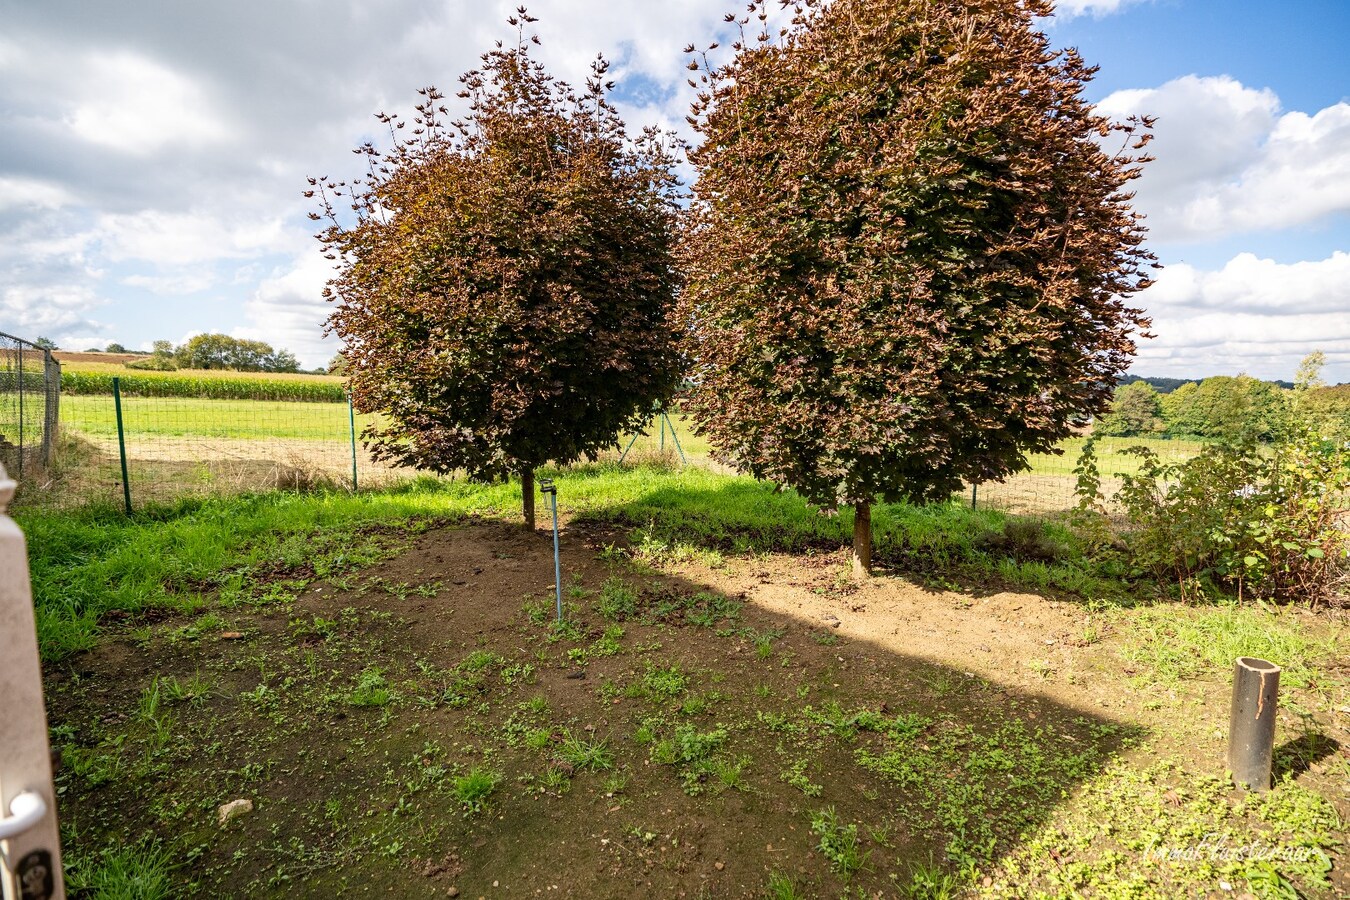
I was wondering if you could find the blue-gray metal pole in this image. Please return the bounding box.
[663,412,687,465]
[617,430,640,465]
[347,393,358,491]
[550,490,562,622]
[113,377,131,515]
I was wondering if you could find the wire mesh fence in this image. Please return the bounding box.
[41,379,410,510]
[0,331,60,483]
[18,361,1204,517]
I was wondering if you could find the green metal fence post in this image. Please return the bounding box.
[113,377,132,515]
[971,484,977,511]
[347,393,358,492]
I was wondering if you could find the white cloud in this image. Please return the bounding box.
[238,252,340,369]
[1053,0,1147,18]
[65,52,230,156]
[1099,75,1350,242]
[121,271,217,296]
[94,211,297,266]
[1136,251,1350,380]
[0,176,75,211]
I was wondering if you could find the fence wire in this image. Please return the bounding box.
[0,332,60,485]
[49,383,409,510]
[25,365,1202,516]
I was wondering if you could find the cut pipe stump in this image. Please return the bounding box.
[1227,656,1280,792]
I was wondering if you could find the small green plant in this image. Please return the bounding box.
[556,730,614,772]
[809,807,869,878]
[765,870,804,900]
[598,577,639,620]
[905,855,959,899]
[347,667,392,707]
[592,624,625,657]
[452,767,502,814]
[652,724,729,794]
[160,672,211,704]
[751,628,784,660]
[779,759,822,797]
[633,663,688,701]
[66,841,175,900]
[539,766,571,795]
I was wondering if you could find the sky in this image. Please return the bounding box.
[1,0,1347,381]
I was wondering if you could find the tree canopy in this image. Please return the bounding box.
[680,0,1155,570]
[172,333,301,373]
[315,12,683,527]
[1162,375,1291,442]
[1096,381,1163,437]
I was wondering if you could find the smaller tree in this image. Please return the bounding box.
[1095,381,1163,436]
[105,342,128,353]
[315,12,683,529]
[33,336,57,351]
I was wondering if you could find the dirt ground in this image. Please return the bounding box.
[44,516,1348,898]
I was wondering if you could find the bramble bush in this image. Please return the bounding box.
[1076,431,1350,606]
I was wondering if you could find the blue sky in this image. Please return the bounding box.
[1,0,1347,381]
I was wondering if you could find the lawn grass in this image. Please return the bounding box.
[17,464,1124,662]
[17,476,516,659]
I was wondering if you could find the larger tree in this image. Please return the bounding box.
[314,12,683,528]
[681,0,1155,572]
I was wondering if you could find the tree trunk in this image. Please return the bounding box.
[521,468,535,531]
[851,500,872,579]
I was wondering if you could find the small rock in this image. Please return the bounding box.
[714,861,725,871]
[217,798,253,825]
[446,888,459,898]
[219,631,244,640]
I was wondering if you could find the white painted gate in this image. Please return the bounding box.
[0,463,64,900]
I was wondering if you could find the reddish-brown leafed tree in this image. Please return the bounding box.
[313,11,684,528]
[680,0,1156,573]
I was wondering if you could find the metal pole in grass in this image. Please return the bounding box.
[112,377,131,515]
[539,477,562,622]
[347,393,358,491]
[971,484,978,511]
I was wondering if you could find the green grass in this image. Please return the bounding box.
[1022,435,1205,478]
[1116,604,1343,689]
[16,476,520,660]
[66,841,175,900]
[452,767,502,814]
[15,463,1143,661]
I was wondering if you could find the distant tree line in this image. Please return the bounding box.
[1100,358,1350,442]
[119,334,303,374]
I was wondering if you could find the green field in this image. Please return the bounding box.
[61,395,371,442]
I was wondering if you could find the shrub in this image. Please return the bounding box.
[1096,431,1350,605]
